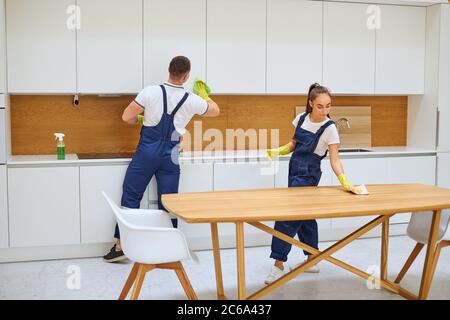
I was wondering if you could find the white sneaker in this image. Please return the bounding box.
[264,266,286,285]
[290,260,320,273]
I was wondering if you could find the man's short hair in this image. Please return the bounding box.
[169,56,191,78]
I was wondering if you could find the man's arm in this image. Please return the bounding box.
[202,99,220,117]
[122,101,144,125]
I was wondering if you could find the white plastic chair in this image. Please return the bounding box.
[395,210,450,285]
[102,191,197,300]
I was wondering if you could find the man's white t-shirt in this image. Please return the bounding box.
[292,112,340,156]
[134,82,208,135]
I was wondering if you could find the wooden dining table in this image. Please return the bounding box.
[162,183,450,300]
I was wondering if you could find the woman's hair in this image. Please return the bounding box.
[305,83,331,114]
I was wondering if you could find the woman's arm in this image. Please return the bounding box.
[328,143,344,176]
[329,144,355,191]
[267,139,297,159]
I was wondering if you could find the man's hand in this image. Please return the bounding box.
[193,79,212,101]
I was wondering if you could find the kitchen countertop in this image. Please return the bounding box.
[6,146,438,166]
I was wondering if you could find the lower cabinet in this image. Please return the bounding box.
[8,166,80,247]
[0,165,8,248]
[80,164,150,244]
[213,161,275,248]
[178,162,214,250]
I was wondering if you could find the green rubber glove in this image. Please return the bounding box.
[137,115,144,125]
[193,79,212,101]
[267,144,291,160]
[338,173,354,192]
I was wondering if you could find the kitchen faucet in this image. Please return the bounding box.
[336,117,351,132]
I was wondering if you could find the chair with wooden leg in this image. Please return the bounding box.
[395,210,450,288]
[102,191,198,300]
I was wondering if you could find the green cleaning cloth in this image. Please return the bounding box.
[193,79,212,101]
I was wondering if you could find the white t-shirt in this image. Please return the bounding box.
[292,112,340,156]
[134,82,208,135]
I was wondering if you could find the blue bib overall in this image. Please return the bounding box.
[270,113,335,261]
[114,85,189,239]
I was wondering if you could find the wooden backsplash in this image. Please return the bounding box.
[10,95,407,155]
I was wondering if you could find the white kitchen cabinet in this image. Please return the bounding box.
[0,0,6,93]
[177,162,214,249]
[437,5,450,151]
[266,0,322,94]
[77,0,142,93]
[8,166,80,247]
[437,153,450,189]
[0,165,8,248]
[375,5,425,94]
[214,161,274,246]
[80,165,150,244]
[6,0,76,93]
[143,0,206,91]
[207,0,266,93]
[386,156,436,223]
[323,2,375,94]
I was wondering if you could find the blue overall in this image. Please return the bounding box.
[114,85,189,239]
[270,113,335,261]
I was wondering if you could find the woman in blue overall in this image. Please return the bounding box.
[103,56,220,262]
[264,83,357,284]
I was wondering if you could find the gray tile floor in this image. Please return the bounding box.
[0,236,449,300]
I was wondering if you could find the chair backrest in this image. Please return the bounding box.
[407,209,450,244]
[102,191,192,264]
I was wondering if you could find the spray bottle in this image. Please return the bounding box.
[54,133,65,160]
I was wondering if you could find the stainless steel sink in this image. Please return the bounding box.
[339,148,372,153]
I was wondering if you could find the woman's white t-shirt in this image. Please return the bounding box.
[134,82,208,135]
[292,112,340,156]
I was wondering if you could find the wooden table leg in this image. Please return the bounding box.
[210,223,226,300]
[381,217,390,281]
[236,222,246,300]
[418,209,442,300]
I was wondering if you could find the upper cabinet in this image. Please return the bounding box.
[143,0,206,91]
[267,0,322,94]
[375,5,425,94]
[438,4,450,151]
[6,0,77,93]
[0,0,6,93]
[323,2,375,94]
[77,0,142,94]
[207,0,266,94]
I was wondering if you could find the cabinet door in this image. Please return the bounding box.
[0,0,6,93]
[0,165,8,248]
[177,162,214,249]
[437,153,450,189]
[207,0,266,93]
[331,158,388,230]
[438,5,450,151]
[8,166,80,247]
[266,0,322,94]
[6,0,76,93]
[214,161,274,245]
[80,165,149,244]
[143,0,206,91]
[386,156,436,224]
[323,2,375,94]
[375,5,425,94]
[77,0,142,93]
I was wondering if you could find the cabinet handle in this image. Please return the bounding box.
[436,109,440,149]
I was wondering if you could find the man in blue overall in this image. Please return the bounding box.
[104,56,220,262]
